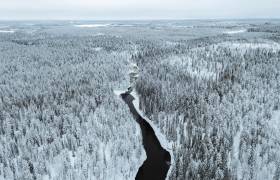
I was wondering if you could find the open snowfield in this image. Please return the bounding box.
[74,24,111,28]
[164,55,218,80]
[217,41,280,52]
[0,30,15,33]
[223,29,247,34]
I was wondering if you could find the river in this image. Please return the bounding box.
[121,92,171,180]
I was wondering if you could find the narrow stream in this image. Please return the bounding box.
[121,92,171,180]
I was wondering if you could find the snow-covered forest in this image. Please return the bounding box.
[0,31,145,180]
[0,20,280,180]
[133,24,280,179]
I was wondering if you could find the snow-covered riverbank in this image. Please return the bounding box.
[115,89,173,179]
[131,90,174,180]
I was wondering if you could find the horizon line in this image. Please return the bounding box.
[0,17,280,22]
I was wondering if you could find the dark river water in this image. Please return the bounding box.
[121,92,171,180]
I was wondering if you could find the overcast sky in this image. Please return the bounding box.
[0,0,279,20]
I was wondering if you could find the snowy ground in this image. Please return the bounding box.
[164,55,218,80]
[270,110,280,135]
[217,41,280,52]
[93,47,103,51]
[74,24,111,28]
[0,29,15,33]
[272,110,280,127]
[223,29,247,34]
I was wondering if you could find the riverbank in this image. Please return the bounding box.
[115,89,172,179]
[130,90,174,180]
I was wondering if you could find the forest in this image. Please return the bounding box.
[0,20,280,179]
[134,25,280,179]
[0,31,145,180]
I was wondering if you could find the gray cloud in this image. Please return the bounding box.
[0,0,279,20]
